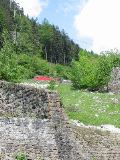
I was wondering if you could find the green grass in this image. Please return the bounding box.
[56,84,120,128]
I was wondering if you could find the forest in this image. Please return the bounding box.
[0,0,79,64]
[0,0,120,90]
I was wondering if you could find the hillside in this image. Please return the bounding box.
[0,0,80,65]
[0,0,120,88]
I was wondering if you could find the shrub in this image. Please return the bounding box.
[47,80,56,90]
[15,153,27,160]
[0,52,33,82]
[70,51,120,90]
[54,64,71,79]
[70,55,98,89]
[108,51,120,67]
[95,55,112,88]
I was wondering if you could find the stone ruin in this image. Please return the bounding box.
[0,81,120,160]
[0,81,86,160]
[108,67,120,93]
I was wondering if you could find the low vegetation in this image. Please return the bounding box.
[15,153,27,160]
[56,84,120,128]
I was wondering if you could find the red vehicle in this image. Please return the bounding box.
[33,76,54,81]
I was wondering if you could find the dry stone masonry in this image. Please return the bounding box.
[0,81,120,160]
[108,67,120,93]
[0,81,85,160]
[71,124,120,160]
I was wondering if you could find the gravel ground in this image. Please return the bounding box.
[71,120,120,133]
[20,82,49,89]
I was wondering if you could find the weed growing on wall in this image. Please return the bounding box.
[15,153,27,160]
[48,80,56,90]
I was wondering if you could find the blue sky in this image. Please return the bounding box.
[38,0,86,46]
[15,0,120,53]
[38,0,93,50]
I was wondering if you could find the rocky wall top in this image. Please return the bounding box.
[0,81,53,118]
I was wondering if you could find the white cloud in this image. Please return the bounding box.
[15,0,48,17]
[59,0,87,15]
[60,1,80,14]
[74,0,120,53]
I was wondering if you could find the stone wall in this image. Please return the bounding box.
[71,124,120,160]
[0,81,50,118]
[0,81,120,160]
[108,67,120,93]
[0,81,85,160]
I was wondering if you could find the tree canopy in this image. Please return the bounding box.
[0,0,80,64]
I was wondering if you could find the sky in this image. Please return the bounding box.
[15,0,120,54]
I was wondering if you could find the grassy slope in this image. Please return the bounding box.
[56,84,120,128]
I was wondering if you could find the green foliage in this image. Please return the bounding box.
[107,51,120,67]
[48,80,56,90]
[15,153,27,160]
[70,50,120,90]
[40,19,54,45]
[0,33,70,83]
[0,0,80,83]
[57,84,120,128]
[0,62,31,82]
[70,52,98,89]
[31,55,50,75]
[0,1,80,65]
[0,0,120,87]
[0,34,70,83]
[53,64,71,79]
[0,31,33,82]
[39,19,80,64]
[95,55,111,87]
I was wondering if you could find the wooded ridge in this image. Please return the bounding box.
[0,0,80,64]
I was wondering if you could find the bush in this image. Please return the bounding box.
[108,51,120,67]
[0,52,33,82]
[31,55,50,75]
[95,55,112,87]
[0,63,32,82]
[70,51,120,90]
[70,55,98,89]
[47,80,56,90]
[15,153,27,160]
[54,64,71,79]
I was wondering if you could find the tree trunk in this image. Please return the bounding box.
[45,46,47,60]
[64,53,66,64]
